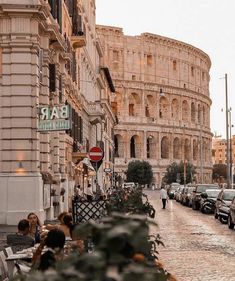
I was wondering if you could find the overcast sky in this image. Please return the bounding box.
[96,0,235,138]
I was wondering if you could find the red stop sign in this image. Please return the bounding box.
[89,146,103,162]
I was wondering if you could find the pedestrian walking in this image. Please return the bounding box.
[160,186,168,209]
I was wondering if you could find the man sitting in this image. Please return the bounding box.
[7,219,35,253]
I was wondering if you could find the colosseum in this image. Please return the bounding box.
[97,25,213,186]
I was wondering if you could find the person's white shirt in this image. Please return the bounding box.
[160,188,168,199]
[84,185,93,196]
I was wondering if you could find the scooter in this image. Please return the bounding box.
[200,199,216,214]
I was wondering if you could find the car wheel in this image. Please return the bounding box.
[228,216,234,229]
[214,210,218,219]
[219,216,227,224]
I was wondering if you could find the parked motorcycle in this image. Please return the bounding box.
[200,189,220,214]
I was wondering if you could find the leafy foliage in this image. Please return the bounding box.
[126,160,153,185]
[106,186,155,218]
[212,163,227,180]
[163,161,196,185]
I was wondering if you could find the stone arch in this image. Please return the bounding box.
[161,136,169,159]
[193,139,198,161]
[145,95,155,117]
[114,134,124,158]
[184,138,190,160]
[147,135,156,159]
[171,99,179,120]
[173,137,181,159]
[159,96,169,119]
[129,92,141,116]
[191,102,196,123]
[182,100,189,122]
[130,135,141,158]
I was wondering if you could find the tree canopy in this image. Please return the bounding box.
[126,160,153,185]
[212,163,227,181]
[163,161,196,185]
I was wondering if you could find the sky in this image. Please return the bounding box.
[96,0,235,138]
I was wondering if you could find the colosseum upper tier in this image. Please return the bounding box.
[96,25,213,184]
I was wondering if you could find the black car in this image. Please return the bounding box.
[191,184,220,210]
[200,189,220,214]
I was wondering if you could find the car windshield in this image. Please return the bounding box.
[206,190,220,198]
[223,191,235,201]
[197,185,219,193]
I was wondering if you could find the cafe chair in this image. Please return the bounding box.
[0,251,9,281]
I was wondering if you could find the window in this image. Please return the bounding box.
[173,60,177,71]
[132,75,136,80]
[38,49,43,83]
[191,66,194,77]
[147,54,153,66]
[49,64,56,92]
[202,71,205,81]
[129,104,134,116]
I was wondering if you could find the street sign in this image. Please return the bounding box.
[89,146,103,162]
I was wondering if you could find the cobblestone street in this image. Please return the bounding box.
[146,190,235,281]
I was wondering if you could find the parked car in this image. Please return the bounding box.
[200,189,220,214]
[167,183,180,199]
[175,186,185,202]
[215,189,235,224]
[182,186,195,207]
[228,196,235,229]
[191,184,220,210]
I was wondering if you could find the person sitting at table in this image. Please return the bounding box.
[27,212,42,243]
[7,219,35,253]
[58,214,73,239]
[37,229,65,271]
[46,211,68,231]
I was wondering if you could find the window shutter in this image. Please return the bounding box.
[38,49,43,83]
[49,64,56,92]
[59,75,62,103]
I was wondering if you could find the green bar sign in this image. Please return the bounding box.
[38,105,71,131]
[38,119,71,131]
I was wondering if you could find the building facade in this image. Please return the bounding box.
[212,135,235,182]
[0,0,115,225]
[97,25,213,186]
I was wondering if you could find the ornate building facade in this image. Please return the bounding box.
[0,0,115,225]
[97,25,213,186]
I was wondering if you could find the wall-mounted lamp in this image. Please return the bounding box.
[160,88,165,97]
[18,161,23,169]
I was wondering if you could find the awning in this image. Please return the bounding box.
[76,158,96,175]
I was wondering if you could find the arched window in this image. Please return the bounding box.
[191,102,196,123]
[129,93,140,117]
[172,99,179,119]
[146,95,154,117]
[173,137,180,159]
[161,137,169,159]
[146,136,156,159]
[182,100,189,121]
[159,97,169,119]
[130,137,136,158]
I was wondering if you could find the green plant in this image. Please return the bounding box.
[126,160,153,185]
[106,187,155,218]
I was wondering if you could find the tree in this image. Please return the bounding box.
[163,161,196,185]
[126,160,153,185]
[212,164,227,181]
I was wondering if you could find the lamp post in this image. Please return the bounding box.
[224,74,230,189]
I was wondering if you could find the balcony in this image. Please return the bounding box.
[71,34,86,49]
[88,103,105,125]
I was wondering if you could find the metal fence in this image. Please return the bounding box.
[72,199,107,223]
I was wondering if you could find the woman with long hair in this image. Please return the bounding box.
[27,212,42,243]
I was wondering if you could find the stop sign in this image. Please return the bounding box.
[89,146,103,162]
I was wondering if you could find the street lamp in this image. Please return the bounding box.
[224,74,230,189]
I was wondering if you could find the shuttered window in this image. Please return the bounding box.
[49,64,56,92]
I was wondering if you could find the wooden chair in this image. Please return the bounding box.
[0,251,9,281]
